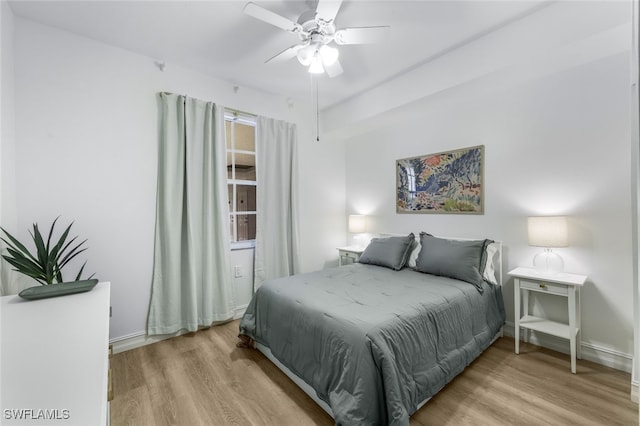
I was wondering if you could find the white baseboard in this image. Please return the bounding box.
[110,304,249,354]
[631,382,639,404]
[110,330,186,354]
[503,321,633,373]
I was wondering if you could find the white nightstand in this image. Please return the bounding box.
[509,267,587,374]
[337,246,364,266]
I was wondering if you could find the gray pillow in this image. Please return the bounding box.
[359,233,415,271]
[415,233,490,292]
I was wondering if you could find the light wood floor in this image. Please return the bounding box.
[111,320,638,426]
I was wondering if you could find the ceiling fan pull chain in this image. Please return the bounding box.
[315,77,320,142]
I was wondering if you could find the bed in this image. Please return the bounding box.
[238,233,506,426]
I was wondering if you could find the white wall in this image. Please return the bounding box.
[631,0,639,399]
[0,0,22,296]
[297,131,347,270]
[330,1,634,370]
[9,18,344,340]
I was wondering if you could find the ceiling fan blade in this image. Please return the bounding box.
[324,59,343,78]
[243,2,301,33]
[334,26,390,45]
[315,0,342,23]
[265,44,303,63]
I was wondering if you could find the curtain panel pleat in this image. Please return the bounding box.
[254,116,301,289]
[147,93,233,335]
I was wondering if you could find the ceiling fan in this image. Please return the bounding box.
[243,0,390,77]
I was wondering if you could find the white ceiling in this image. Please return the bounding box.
[8,0,545,110]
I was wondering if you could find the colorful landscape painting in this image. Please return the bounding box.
[396,145,484,214]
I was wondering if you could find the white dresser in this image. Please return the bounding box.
[1,282,111,425]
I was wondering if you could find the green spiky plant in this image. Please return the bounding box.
[0,217,94,285]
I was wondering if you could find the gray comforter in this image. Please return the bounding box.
[239,264,505,425]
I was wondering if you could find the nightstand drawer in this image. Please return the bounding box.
[343,252,359,260]
[520,279,568,296]
[337,247,364,266]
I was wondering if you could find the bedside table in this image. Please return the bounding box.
[337,246,364,266]
[509,267,587,374]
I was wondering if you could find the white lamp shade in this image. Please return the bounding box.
[348,215,367,234]
[308,54,325,74]
[296,45,315,66]
[319,45,339,66]
[527,216,568,248]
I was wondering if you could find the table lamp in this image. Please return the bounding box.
[348,215,367,248]
[527,216,568,274]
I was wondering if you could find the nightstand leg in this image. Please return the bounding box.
[522,289,529,343]
[576,287,582,360]
[568,287,577,374]
[514,278,520,355]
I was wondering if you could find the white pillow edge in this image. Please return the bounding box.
[483,242,499,285]
[407,237,421,268]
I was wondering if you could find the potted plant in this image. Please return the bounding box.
[1,217,97,299]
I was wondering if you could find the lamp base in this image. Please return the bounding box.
[533,249,564,275]
[353,234,369,250]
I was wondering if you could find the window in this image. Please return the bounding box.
[226,111,257,247]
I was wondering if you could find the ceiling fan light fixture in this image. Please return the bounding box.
[296,44,315,66]
[308,54,325,74]
[319,44,339,66]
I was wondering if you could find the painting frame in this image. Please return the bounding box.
[396,145,484,214]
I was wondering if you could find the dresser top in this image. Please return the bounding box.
[1,282,111,425]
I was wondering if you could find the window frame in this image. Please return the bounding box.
[225,110,257,250]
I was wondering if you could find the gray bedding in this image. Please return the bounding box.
[239,263,505,426]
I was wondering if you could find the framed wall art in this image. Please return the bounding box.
[396,145,484,214]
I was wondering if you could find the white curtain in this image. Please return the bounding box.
[147,93,233,335]
[254,116,301,289]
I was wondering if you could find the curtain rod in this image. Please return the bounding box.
[159,93,257,118]
[225,107,257,118]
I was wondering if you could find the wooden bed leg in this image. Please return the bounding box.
[236,334,256,349]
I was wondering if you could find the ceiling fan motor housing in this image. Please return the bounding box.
[297,9,335,44]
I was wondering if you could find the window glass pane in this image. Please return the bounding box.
[236,213,256,241]
[236,167,256,181]
[235,123,255,152]
[236,185,256,212]
[235,153,255,167]
[229,214,235,242]
[226,152,233,179]
[236,167,256,180]
[227,184,233,209]
[235,152,256,180]
[225,121,232,149]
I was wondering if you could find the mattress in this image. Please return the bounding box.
[239,263,505,426]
